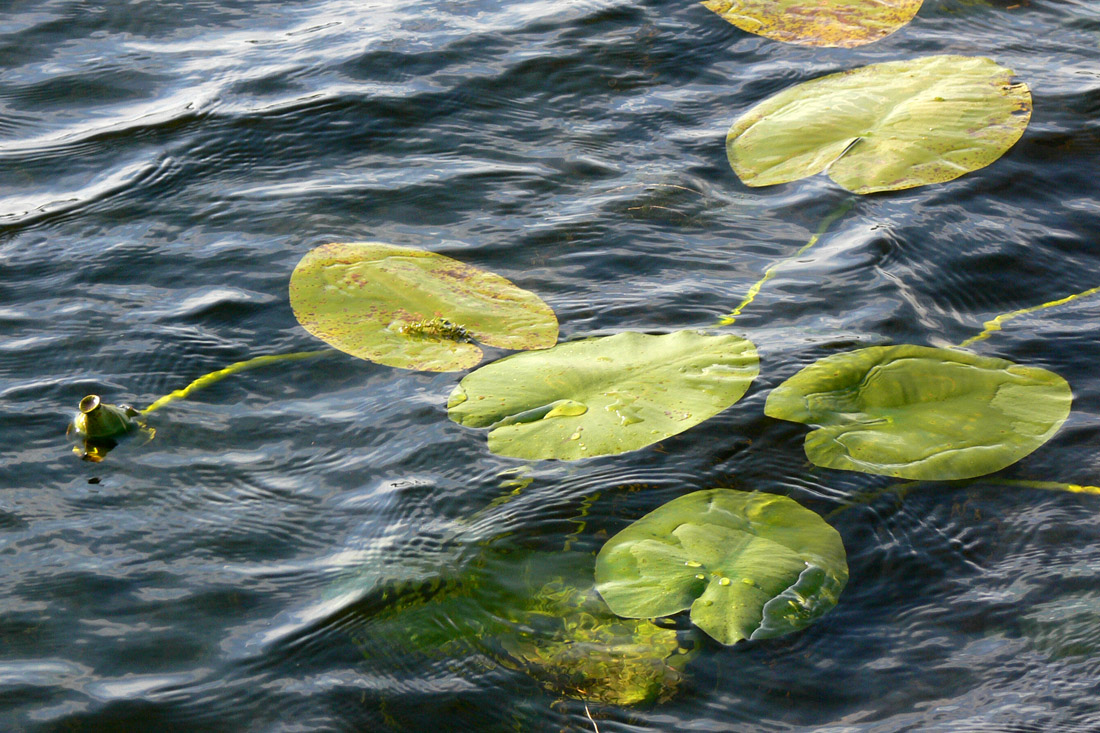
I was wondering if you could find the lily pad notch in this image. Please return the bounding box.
[764,345,1072,480]
[726,55,1031,194]
[447,330,759,460]
[595,489,848,645]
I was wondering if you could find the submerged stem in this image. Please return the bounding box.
[827,477,1100,522]
[142,349,334,414]
[993,479,1100,496]
[715,197,856,327]
[584,703,600,733]
[956,285,1100,348]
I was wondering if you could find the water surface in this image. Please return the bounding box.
[4,0,1100,730]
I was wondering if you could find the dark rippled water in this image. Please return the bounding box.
[5,0,1100,730]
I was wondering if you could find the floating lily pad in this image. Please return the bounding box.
[727,55,1031,194]
[595,489,847,645]
[764,345,1072,480]
[447,330,759,460]
[702,0,923,48]
[289,242,558,372]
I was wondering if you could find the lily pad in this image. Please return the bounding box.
[289,242,558,372]
[595,489,847,645]
[702,0,922,48]
[447,330,759,460]
[726,55,1031,194]
[764,345,1072,480]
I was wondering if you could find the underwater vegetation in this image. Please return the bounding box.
[65,0,1100,714]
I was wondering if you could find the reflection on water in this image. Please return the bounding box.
[3,0,1100,730]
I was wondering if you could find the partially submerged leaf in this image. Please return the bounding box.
[595,489,847,645]
[765,345,1072,480]
[289,242,558,371]
[1020,590,1100,660]
[727,55,1031,193]
[447,330,759,460]
[347,548,691,705]
[499,574,693,705]
[702,0,923,48]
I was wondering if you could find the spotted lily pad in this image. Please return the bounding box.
[595,489,847,645]
[702,0,922,48]
[447,330,759,460]
[727,55,1031,194]
[765,345,1072,480]
[289,242,558,372]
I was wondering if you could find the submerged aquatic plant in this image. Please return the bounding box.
[344,546,693,707]
[56,6,1100,718]
[497,576,694,705]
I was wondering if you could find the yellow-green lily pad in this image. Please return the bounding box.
[702,0,923,48]
[289,242,558,372]
[595,489,847,646]
[764,345,1072,480]
[447,330,759,460]
[727,55,1031,194]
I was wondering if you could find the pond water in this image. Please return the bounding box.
[4,0,1100,730]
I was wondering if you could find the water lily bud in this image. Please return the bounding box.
[70,395,140,439]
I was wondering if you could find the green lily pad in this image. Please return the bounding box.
[595,489,847,645]
[447,330,759,460]
[764,345,1072,480]
[289,242,558,372]
[727,55,1031,194]
[702,0,923,48]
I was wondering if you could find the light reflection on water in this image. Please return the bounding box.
[3,0,1100,730]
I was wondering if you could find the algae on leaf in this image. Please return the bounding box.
[595,489,847,645]
[727,55,1031,193]
[765,345,1072,480]
[289,242,558,372]
[702,0,923,48]
[447,330,759,460]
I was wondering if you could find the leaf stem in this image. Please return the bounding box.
[991,479,1100,496]
[141,349,335,414]
[956,285,1100,348]
[826,477,1100,521]
[715,197,856,327]
[584,703,600,733]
